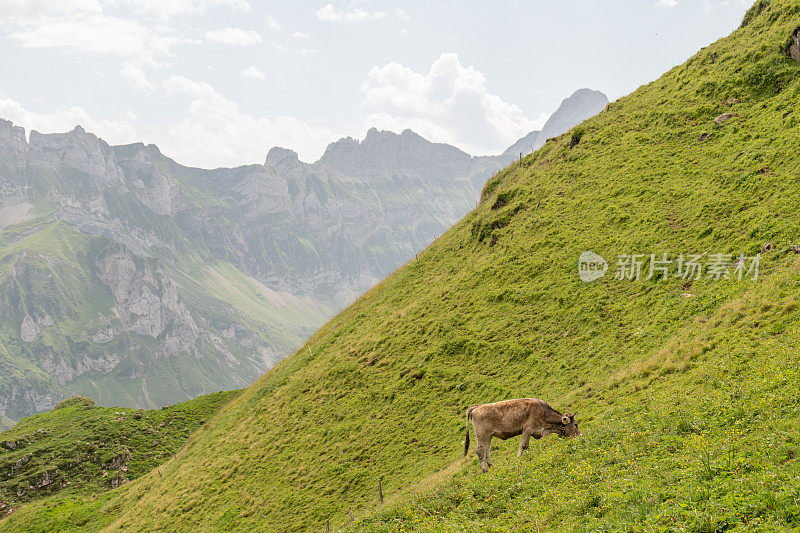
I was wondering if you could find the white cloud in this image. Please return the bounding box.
[359,53,543,155]
[271,42,315,56]
[118,0,251,20]
[0,0,101,22]
[0,92,139,145]
[119,64,155,92]
[655,0,748,11]
[316,4,409,23]
[241,66,266,79]
[291,32,309,39]
[0,0,254,62]
[205,27,262,45]
[7,14,184,64]
[162,75,336,167]
[266,14,281,31]
[0,1,186,64]
[655,0,678,8]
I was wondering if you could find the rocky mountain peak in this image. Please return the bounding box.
[112,142,166,165]
[265,146,300,167]
[359,127,422,144]
[0,119,27,147]
[563,88,609,108]
[0,120,28,176]
[264,147,305,181]
[28,125,124,187]
[29,124,98,148]
[317,128,472,181]
[533,88,609,149]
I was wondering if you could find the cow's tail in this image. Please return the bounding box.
[464,405,478,456]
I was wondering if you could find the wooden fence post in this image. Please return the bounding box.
[378,477,384,504]
[326,519,330,533]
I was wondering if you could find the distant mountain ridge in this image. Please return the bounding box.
[0,88,607,422]
[319,128,473,180]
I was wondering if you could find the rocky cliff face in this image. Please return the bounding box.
[0,235,270,423]
[28,126,126,190]
[94,246,197,342]
[0,89,607,422]
[0,120,26,183]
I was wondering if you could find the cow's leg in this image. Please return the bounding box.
[517,429,533,458]
[476,432,492,473]
[476,444,488,473]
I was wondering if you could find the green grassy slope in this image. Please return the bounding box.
[358,275,800,531]
[5,1,800,530]
[0,391,238,524]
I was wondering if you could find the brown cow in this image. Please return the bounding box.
[464,398,580,472]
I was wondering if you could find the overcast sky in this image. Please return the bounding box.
[0,0,750,168]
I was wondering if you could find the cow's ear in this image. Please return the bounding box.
[561,415,570,425]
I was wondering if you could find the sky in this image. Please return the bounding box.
[0,0,751,169]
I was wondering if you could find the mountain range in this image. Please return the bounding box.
[0,88,608,424]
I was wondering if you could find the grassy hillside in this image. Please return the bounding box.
[4,1,800,530]
[0,391,238,522]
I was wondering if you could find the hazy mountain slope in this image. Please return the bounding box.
[499,129,540,160]
[533,88,609,149]
[497,88,608,160]
[10,2,798,531]
[0,215,322,422]
[0,92,606,424]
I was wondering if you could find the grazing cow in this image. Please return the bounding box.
[464,398,580,473]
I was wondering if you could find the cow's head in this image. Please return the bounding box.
[558,413,580,438]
